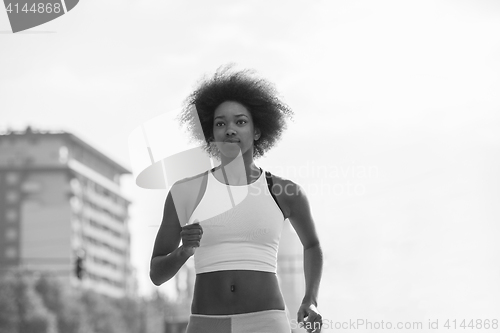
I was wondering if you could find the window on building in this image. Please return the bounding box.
[6,190,19,204]
[59,146,69,163]
[5,247,17,258]
[5,228,18,241]
[70,196,82,212]
[70,178,82,194]
[5,172,20,185]
[24,157,34,165]
[5,209,18,223]
[21,181,41,193]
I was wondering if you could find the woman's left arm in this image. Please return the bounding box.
[283,181,323,332]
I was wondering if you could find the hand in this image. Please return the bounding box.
[297,302,322,333]
[179,222,203,257]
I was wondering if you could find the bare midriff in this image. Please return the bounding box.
[191,270,285,315]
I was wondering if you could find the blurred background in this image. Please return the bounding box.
[1,0,499,332]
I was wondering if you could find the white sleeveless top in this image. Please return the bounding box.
[185,168,285,274]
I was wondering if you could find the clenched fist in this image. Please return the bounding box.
[180,222,203,257]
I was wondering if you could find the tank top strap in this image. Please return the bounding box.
[263,169,285,219]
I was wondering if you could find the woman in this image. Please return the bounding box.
[150,66,323,333]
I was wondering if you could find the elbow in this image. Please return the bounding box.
[304,242,323,260]
[149,270,160,286]
[149,269,163,286]
[149,261,165,286]
[150,250,180,285]
[304,241,321,251]
[150,262,175,286]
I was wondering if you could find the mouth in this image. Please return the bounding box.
[224,140,240,143]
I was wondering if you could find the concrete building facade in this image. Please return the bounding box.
[0,127,136,298]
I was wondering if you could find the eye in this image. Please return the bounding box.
[215,122,225,127]
[237,120,247,125]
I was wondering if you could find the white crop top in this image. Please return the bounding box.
[185,168,285,274]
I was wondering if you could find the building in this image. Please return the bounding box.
[0,126,136,298]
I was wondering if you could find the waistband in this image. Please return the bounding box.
[190,309,286,319]
[186,309,290,333]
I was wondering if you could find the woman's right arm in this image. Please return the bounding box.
[149,189,202,286]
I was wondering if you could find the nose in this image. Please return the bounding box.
[225,127,236,136]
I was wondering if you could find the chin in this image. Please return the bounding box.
[220,149,242,159]
[221,147,255,161]
[215,144,240,158]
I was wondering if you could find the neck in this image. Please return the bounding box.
[217,150,260,185]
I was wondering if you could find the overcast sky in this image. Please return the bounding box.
[2,0,500,330]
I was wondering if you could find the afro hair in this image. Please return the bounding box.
[179,65,294,159]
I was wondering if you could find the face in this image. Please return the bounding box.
[212,101,261,159]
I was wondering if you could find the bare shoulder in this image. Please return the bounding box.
[268,173,306,219]
[269,172,319,248]
[174,170,209,187]
[171,170,209,195]
[269,173,305,198]
[170,170,209,225]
